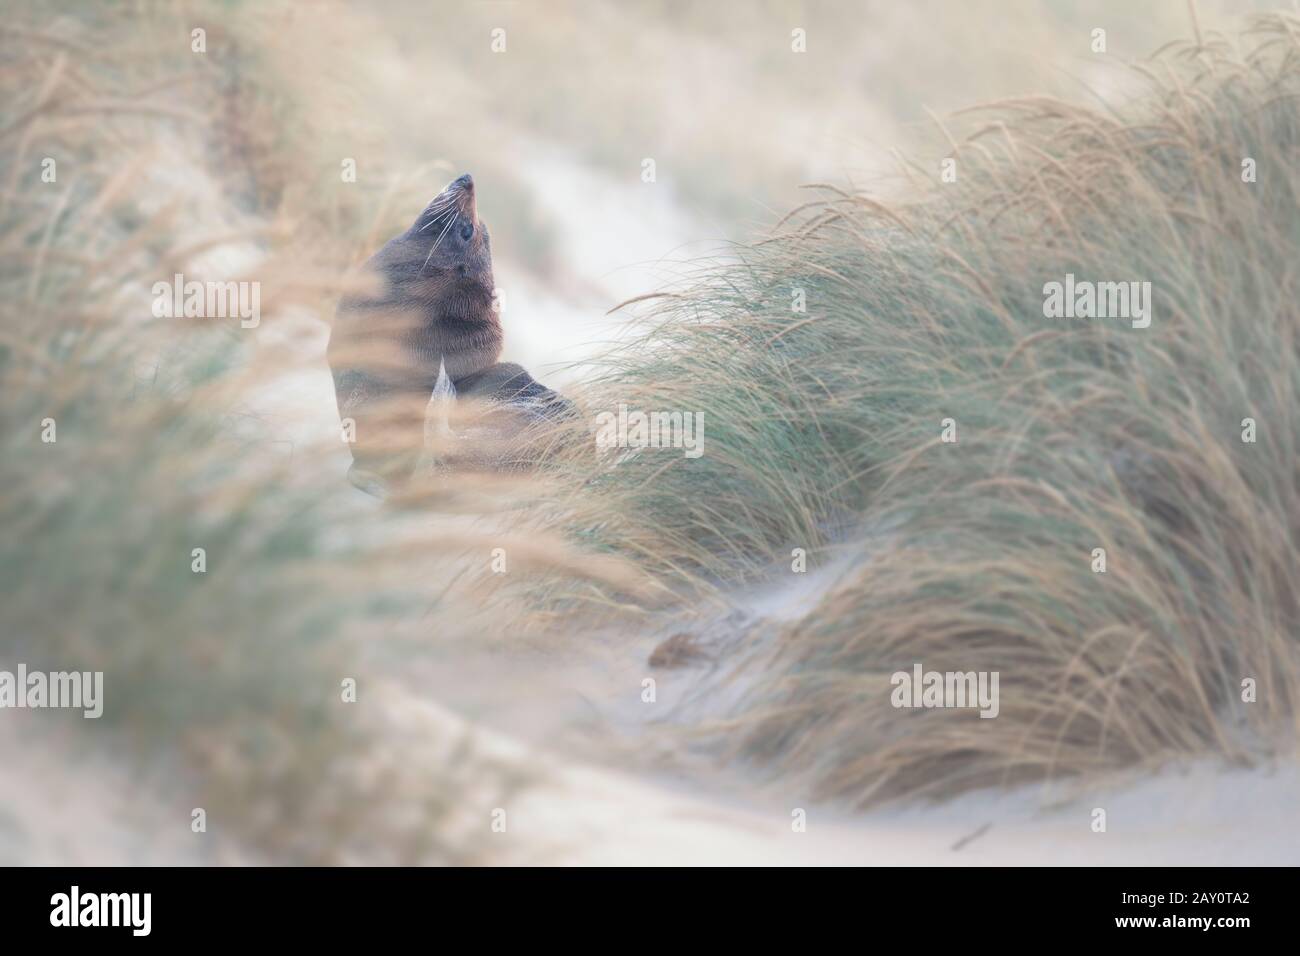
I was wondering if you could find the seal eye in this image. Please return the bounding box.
[460,223,473,241]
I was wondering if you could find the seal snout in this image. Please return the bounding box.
[448,172,477,221]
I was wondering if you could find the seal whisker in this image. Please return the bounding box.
[432,211,459,252]
[418,207,452,232]
[422,211,458,270]
[417,196,459,232]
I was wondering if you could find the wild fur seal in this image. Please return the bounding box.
[327,174,571,491]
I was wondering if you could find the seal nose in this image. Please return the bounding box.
[450,173,476,221]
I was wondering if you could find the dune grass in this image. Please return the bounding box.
[538,13,1300,802]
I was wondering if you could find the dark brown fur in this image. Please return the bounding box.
[328,174,568,488]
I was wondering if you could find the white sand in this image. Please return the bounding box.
[7,690,1296,865]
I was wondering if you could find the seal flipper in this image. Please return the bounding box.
[453,361,575,422]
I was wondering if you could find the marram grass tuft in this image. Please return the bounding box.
[539,14,1300,803]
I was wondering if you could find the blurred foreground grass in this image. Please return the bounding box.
[0,0,626,864]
